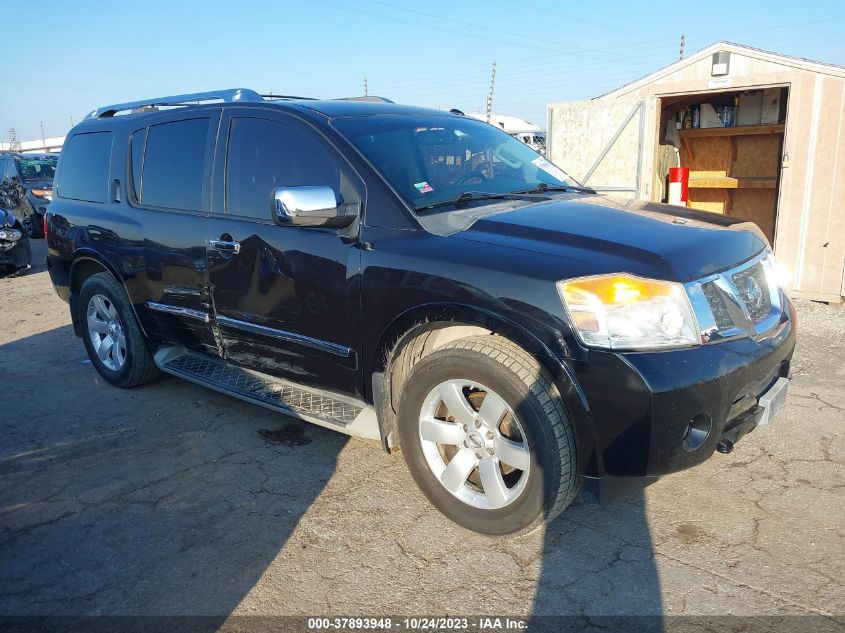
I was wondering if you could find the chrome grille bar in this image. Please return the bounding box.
[685,251,784,344]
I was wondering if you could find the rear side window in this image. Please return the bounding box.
[57,132,113,203]
[139,118,209,211]
[225,117,359,220]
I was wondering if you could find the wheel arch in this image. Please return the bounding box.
[369,302,598,475]
[68,252,147,338]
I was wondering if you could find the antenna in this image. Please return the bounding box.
[485,61,497,123]
[679,33,686,61]
[364,77,368,97]
[69,115,75,128]
[40,122,46,149]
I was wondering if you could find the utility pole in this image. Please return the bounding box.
[679,34,686,61]
[8,128,20,152]
[485,61,497,123]
[364,77,368,97]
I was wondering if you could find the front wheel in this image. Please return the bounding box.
[398,336,578,535]
[78,272,160,388]
[21,203,42,238]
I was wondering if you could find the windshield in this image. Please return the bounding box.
[333,115,575,211]
[19,156,58,182]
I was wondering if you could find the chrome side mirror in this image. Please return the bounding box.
[272,186,340,227]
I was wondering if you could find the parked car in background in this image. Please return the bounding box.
[0,152,58,238]
[512,130,546,155]
[0,203,31,273]
[47,89,794,535]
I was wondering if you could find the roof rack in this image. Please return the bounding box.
[84,88,264,120]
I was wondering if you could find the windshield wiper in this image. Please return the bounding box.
[414,190,548,212]
[514,182,596,195]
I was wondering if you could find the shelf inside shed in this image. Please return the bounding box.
[688,176,778,189]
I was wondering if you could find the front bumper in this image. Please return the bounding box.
[0,232,31,269]
[574,297,796,489]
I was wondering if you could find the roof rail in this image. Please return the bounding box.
[261,93,317,101]
[337,96,394,103]
[84,88,264,120]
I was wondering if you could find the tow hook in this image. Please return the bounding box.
[716,439,734,454]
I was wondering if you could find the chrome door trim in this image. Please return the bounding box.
[145,301,211,323]
[215,315,352,358]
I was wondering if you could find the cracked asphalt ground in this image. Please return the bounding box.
[1,240,843,627]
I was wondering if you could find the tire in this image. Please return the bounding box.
[78,272,160,388]
[397,335,578,535]
[21,202,42,239]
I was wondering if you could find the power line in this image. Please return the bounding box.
[303,0,666,63]
[361,0,648,63]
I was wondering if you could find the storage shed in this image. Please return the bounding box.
[547,42,845,303]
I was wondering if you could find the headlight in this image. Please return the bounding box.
[764,252,790,289]
[0,228,22,242]
[31,189,52,200]
[558,274,700,350]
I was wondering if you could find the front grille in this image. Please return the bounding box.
[688,252,783,343]
[701,281,734,330]
[731,263,772,323]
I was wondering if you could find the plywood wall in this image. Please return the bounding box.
[774,73,845,299]
[547,96,641,193]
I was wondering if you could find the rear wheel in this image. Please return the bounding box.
[398,336,578,535]
[79,272,160,388]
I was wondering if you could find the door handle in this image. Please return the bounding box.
[208,239,241,255]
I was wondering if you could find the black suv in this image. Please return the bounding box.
[46,89,795,535]
[0,152,58,237]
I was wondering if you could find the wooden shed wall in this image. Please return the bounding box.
[547,48,845,300]
[546,95,642,192]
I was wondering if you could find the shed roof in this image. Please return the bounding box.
[599,41,845,100]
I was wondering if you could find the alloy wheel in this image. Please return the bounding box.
[418,379,531,510]
[86,294,127,371]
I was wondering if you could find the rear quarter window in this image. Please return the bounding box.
[57,132,113,203]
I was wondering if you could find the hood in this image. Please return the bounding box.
[24,180,53,190]
[453,196,767,282]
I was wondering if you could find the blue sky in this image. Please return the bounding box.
[3,0,844,140]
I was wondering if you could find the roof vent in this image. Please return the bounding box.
[711,51,731,76]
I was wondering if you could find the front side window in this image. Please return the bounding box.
[57,132,113,203]
[140,118,209,211]
[5,158,19,180]
[225,116,359,220]
[333,115,574,212]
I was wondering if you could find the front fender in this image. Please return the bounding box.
[369,302,601,476]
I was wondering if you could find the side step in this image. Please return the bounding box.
[153,347,380,441]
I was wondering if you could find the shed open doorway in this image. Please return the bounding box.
[655,86,789,244]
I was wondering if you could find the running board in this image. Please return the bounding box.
[153,347,380,441]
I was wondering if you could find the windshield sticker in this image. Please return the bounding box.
[414,181,434,194]
[531,157,569,183]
